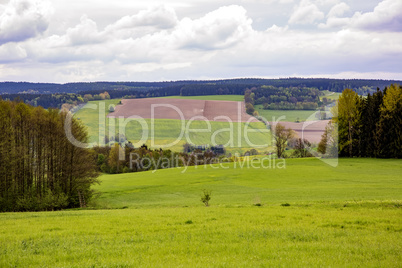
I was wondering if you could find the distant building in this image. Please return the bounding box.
[183,144,225,155]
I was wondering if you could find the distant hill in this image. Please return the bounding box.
[1,78,401,109]
[1,78,401,95]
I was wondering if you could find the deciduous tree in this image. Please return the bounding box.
[273,123,294,158]
[334,89,360,157]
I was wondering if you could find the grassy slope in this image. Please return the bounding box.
[321,91,342,101]
[94,158,402,208]
[254,107,316,122]
[1,158,401,267]
[74,98,271,153]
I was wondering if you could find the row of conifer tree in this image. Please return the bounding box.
[335,84,402,158]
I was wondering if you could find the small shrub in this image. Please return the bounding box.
[253,196,262,206]
[122,166,131,173]
[281,203,291,207]
[185,220,193,224]
[201,189,212,207]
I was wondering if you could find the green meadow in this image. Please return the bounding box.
[1,158,401,267]
[74,99,271,153]
[321,91,342,101]
[254,106,317,122]
[94,158,402,208]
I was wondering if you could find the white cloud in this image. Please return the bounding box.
[1,1,402,82]
[288,0,325,25]
[320,0,402,32]
[266,24,289,33]
[327,2,349,18]
[0,42,27,62]
[0,0,53,45]
[351,0,402,32]
[279,0,294,4]
[106,5,178,32]
[318,2,350,29]
[173,5,253,50]
[66,15,103,46]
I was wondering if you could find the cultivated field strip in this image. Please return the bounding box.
[108,98,259,122]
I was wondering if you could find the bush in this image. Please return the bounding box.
[201,189,212,207]
[16,189,68,212]
[122,166,131,173]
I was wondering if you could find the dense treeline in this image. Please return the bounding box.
[2,78,401,109]
[335,84,402,158]
[2,92,111,110]
[0,100,99,212]
[244,86,321,115]
[252,86,321,110]
[93,144,226,174]
[1,79,400,95]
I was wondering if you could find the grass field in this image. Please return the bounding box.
[94,158,402,208]
[1,158,401,267]
[254,106,317,122]
[74,99,271,153]
[321,91,341,101]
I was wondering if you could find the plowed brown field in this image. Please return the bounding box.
[270,120,330,143]
[108,98,259,122]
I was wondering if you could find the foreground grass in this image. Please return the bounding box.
[1,205,401,267]
[1,158,401,267]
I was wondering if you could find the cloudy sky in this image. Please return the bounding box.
[0,0,401,83]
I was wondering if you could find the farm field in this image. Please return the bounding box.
[160,95,244,101]
[108,98,257,122]
[74,99,271,153]
[0,158,401,267]
[254,91,340,123]
[321,91,342,101]
[73,96,330,150]
[161,95,330,123]
[254,106,319,122]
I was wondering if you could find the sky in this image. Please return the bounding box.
[0,0,401,83]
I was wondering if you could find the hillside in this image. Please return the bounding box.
[1,158,401,267]
[94,158,402,208]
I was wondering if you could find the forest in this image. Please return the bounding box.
[244,86,321,114]
[1,78,401,109]
[1,78,400,94]
[0,100,99,212]
[93,144,226,175]
[325,84,402,158]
